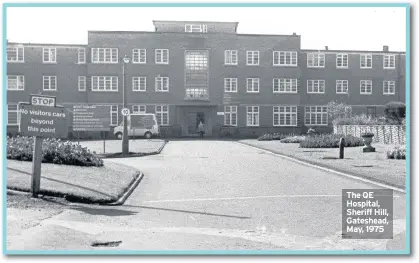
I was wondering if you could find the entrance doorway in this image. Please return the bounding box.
[187,112,205,135]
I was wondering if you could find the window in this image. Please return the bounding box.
[224,106,237,126]
[246,106,259,126]
[246,78,259,93]
[132,105,146,114]
[7,104,19,125]
[360,54,372,68]
[336,80,348,94]
[91,76,118,91]
[92,48,118,63]
[133,49,146,64]
[274,106,297,126]
[307,80,325,93]
[155,49,169,64]
[78,76,86,91]
[305,106,328,125]
[133,77,147,91]
[43,48,56,63]
[185,24,207,33]
[43,76,57,91]
[224,78,237,92]
[246,51,259,66]
[78,48,86,64]
[383,81,395,95]
[185,51,208,70]
[110,105,118,126]
[336,53,348,68]
[7,76,24,90]
[360,80,372,94]
[185,50,209,99]
[273,51,297,66]
[155,77,169,92]
[307,53,325,67]
[7,47,24,62]
[383,55,395,69]
[273,78,297,93]
[156,105,169,126]
[225,50,238,65]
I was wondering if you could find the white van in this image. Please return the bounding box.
[113,113,160,139]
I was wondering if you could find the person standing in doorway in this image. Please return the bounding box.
[197,121,205,138]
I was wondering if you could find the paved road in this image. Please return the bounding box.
[7,140,406,251]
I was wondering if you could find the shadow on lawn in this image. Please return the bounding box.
[70,206,137,216]
[7,167,113,198]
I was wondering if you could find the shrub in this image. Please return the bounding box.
[386,145,406,160]
[280,136,306,143]
[7,136,104,167]
[384,101,406,124]
[327,101,353,124]
[299,134,364,148]
[333,114,386,126]
[257,133,298,141]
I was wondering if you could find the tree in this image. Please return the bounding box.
[384,101,406,125]
[327,101,352,124]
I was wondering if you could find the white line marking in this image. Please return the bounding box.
[239,142,406,194]
[143,194,400,203]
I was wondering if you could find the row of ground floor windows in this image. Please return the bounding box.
[7,104,328,127]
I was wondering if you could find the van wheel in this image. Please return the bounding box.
[115,132,123,140]
[144,132,152,139]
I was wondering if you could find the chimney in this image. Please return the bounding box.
[383,45,389,52]
[325,46,328,50]
[292,32,297,36]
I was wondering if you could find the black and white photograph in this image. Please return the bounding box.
[4,2,410,255]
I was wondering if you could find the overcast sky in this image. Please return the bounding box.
[6,7,407,51]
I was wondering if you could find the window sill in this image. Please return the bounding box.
[273,91,298,94]
[7,61,25,63]
[272,64,298,67]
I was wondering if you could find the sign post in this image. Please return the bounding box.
[19,94,69,198]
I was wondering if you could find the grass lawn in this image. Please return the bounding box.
[78,139,165,154]
[240,140,406,189]
[7,159,140,204]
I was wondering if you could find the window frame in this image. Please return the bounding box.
[246,106,260,127]
[273,106,298,127]
[7,104,20,125]
[42,76,57,91]
[132,48,147,64]
[224,106,238,126]
[110,105,118,126]
[383,80,396,95]
[307,80,325,94]
[307,52,325,68]
[155,76,169,92]
[224,50,238,65]
[360,54,372,69]
[383,54,396,69]
[336,53,348,68]
[78,76,86,91]
[246,78,260,93]
[336,80,348,94]
[132,76,147,92]
[305,106,328,126]
[7,75,25,91]
[273,51,298,67]
[132,105,147,114]
[155,49,169,64]
[91,48,118,64]
[273,78,298,93]
[78,48,86,64]
[224,78,238,93]
[91,76,119,92]
[155,105,169,126]
[7,47,24,63]
[246,51,259,66]
[360,80,373,95]
[42,47,57,63]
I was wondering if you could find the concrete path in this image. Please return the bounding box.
[7,140,406,252]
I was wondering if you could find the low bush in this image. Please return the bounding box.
[280,136,306,143]
[7,136,104,167]
[386,145,406,160]
[257,133,298,141]
[333,114,386,126]
[384,101,406,125]
[299,134,364,148]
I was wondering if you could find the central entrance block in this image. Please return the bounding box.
[178,106,216,137]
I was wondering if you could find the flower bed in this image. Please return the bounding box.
[386,145,406,160]
[7,136,103,167]
[299,134,364,148]
[280,136,306,143]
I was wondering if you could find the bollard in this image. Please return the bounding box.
[339,137,345,159]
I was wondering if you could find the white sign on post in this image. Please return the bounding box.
[121,108,130,116]
[31,95,56,107]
